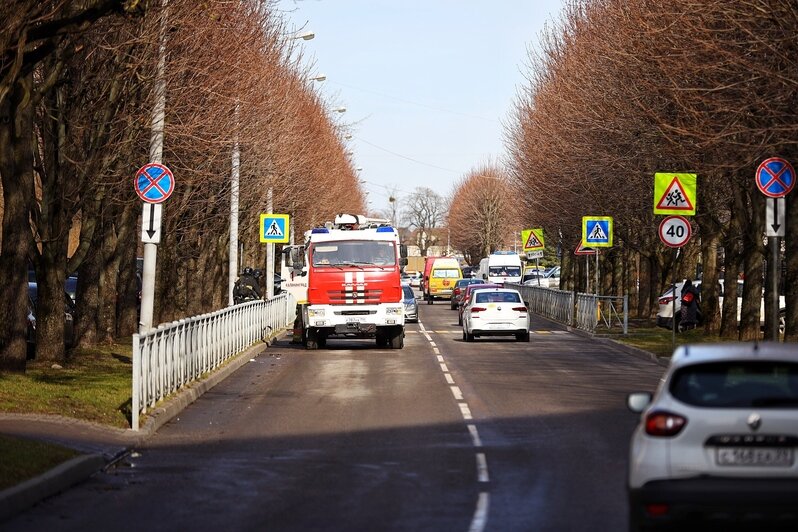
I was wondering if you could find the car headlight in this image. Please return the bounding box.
[386,307,403,315]
[404,303,415,310]
[308,309,325,317]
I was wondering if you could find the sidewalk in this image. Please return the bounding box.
[0,339,274,522]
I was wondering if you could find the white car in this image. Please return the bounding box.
[462,288,529,342]
[656,279,785,331]
[626,342,798,530]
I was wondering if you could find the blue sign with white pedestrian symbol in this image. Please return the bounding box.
[755,157,795,198]
[135,163,175,204]
[582,216,613,248]
[260,214,290,243]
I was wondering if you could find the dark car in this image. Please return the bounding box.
[451,278,487,310]
[458,283,503,325]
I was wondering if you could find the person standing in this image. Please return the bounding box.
[680,279,700,331]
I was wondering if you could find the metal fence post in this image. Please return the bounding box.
[132,334,141,431]
[623,294,628,335]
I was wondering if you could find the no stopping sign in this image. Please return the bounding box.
[658,215,692,248]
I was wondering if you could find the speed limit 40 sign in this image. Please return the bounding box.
[658,215,692,248]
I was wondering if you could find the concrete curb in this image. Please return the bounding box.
[0,328,290,523]
[0,453,105,522]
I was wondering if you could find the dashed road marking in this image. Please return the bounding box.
[467,424,483,447]
[444,373,455,384]
[440,363,449,372]
[450,386,463,400]
[476,453,490,482]
[436,355,445,362]
[459,402,473,420]
[469,492,490,532]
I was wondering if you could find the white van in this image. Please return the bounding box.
[478,252,523,285]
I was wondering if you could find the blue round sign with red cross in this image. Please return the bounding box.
[755,157,794,198]
[135,163,175,203]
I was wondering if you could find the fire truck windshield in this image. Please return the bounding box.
[312,241,396,267]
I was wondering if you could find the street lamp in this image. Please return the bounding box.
[309,74,326,82]
[293,30,315,41]
[332,106,347,113]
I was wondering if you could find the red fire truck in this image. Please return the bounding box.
[282,214,407,349]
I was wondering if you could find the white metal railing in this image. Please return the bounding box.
[131,294,296,430]
[575,293,628,334]
[511,284,574,326]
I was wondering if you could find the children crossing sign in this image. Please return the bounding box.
[260,214,290,243]
[582,216,613,248]
[654,172,697,215]
[521,228,545,251]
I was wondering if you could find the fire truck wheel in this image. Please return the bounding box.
[389,330,403,349]
[305,331,319,350]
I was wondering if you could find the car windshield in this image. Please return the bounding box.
[432,269,460,278]
[402,285,414,299]
[475,291,521,304]
[489,266,521,277]
[311,241,396,267]
[670,361,798,408]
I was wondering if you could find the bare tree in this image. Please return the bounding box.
[403,187,446,256]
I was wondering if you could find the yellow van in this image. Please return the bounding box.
[423,257,462,304]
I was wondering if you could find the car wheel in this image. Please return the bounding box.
[516,331,529,342]
[465,330,475,342]
[458,314,462,326]
[462,329,467,341]
[450,302,456,310]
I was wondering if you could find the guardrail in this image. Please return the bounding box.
[509,284,628,335]
[512,284,574,326]
[131,294,296,430]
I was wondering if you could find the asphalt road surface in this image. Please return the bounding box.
[6,298,665,531]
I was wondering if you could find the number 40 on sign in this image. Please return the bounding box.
[658,215,692,248]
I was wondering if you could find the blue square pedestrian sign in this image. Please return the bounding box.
[260,214,290,243]
[582,216,613,248]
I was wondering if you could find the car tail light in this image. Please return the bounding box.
[512,306,527,312]
[645,411,687,437]
[470,307,486,313]
[645,504,670,517]
[658,295,675,305]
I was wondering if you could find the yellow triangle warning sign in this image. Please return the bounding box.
[654,173,697,215]
[521,228,545,251]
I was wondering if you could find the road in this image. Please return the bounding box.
[6,297,665,531]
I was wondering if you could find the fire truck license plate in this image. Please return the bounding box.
[346,317,365,323]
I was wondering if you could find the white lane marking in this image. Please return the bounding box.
[467,424,483,447]
[476,453,490,482]
[432,347,440,355]
[418,322,426,332]
[429,341,436,347]
[451,386,463,400]
[440,363,449,372]
[459,402,473,420]
[468,492,490,532]
[444,373,455,384]
[424,334,433,342]
[436,355,445,363]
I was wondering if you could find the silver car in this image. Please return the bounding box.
[402,284,418,323]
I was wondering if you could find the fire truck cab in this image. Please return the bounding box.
[283,214,408,349]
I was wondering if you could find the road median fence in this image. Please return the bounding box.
[131,294,296,430]
[510,284,628,335]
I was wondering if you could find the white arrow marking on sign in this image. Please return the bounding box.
[766,197,785,237]
[141,203,162,244]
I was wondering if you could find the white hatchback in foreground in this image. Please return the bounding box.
[627,342,798,531]
[462,288,529,342]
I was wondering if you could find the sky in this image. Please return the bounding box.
[277,0,565,215]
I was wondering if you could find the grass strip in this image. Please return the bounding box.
[0,435,80,491]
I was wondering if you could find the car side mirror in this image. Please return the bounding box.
[399,244,408,258]
[627,392,653,413]
[400,257,408,266]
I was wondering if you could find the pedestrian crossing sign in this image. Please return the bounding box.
[521,228,545,251]
[582,216,613,248]
[260,214,290,243]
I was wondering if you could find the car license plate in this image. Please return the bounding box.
[345,317,364,323]
[716,447,794,467]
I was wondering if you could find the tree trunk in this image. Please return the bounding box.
[786,177,798,342]
[116,203,140,338]
[739,188,765,341]
[0,76,35,372]
[637,252,652,320]
[700,231,721,335]
[75,221,104,346]
[97,212,120,344]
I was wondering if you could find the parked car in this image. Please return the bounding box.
[406,271,422,289]
[458,283,502,325]
[522,270,546,285]
[462,287,529,342]
[656,279,785,331]
[451,278,485,310]
[626,342,798,530]
[26,282,77,356]
[402,284,418,323]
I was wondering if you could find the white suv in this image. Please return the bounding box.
[627,342,798,530]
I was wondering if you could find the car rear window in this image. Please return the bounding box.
[432,269,460,278]
[670,361,798,408]
[402,285,414,299]
[475,291,521,304]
